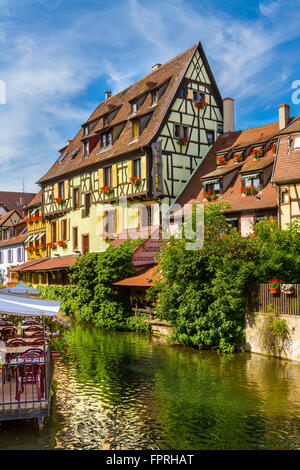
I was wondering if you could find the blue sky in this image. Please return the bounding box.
[0,0,300,192]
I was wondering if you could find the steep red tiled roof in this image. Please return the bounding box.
[0,210,15,226]
[22,256,78,272]
[37,44,208,184]
[273,135,300,182]
[279,116,300,135]
[25,190,42,209]
[0,192,36,213]
[113,264,161,287]
[175,122,281,213]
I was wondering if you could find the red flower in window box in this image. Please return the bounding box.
[57,240,67,248]
[27,246,35,252]
[216,156,226,166]
[38,243,46,250]
[176,136,188,145]
[204,190,218,201]
[250,147,263,159]
[233,153,244,162]
[100,185,114,195]
[24,217,30,223]
[241,185,258,196]
[195,100,208,109]
[268,279,282,294]
[269,143,277,153]
[54,197,66,204]
[47,242,57,249]
[129,176,142,186]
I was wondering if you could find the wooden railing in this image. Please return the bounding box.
[247,283,300,316]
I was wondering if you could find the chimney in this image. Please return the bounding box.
[223,98,235,133]
[279,104,290,130]
[105,91,112,100]
[152,63,161,72]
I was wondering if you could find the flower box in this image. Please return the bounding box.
[176,137,188,146]
[250,148,263,159]
[57,240,67,248]
[51,350,60,359]
[269,143,277,153]
[100,185,114,195]
[47,242,57,249]
[241,185,258,196]
[38,244,46,250]
[54,197,66,205]
[194,100,208,110]
[216,156,226,166]
[129,176,142,186]
[204,190,218,201]
[233,153,244,162]
[281,284,295,295]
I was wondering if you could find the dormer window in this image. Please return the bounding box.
[132,119,139,138]
[151,90,158,104]
[83,141,89,157]
[203,179,221,200]
[84,125,89,136]
[131,101,138,114]
[101,131,112,149]
[103,116,108,127]
[241,173,262,194]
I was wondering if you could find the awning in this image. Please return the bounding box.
[24,235,33,243]
[36,232,46,240]
[0,293,61,316]
[1,281,41,296]
[31,234,39,241]
[241,173,260,179]
[203,179,220,185]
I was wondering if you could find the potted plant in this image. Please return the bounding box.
[47,242,57,249]
[216,156,226,166]
[38,243,46,250]
[176,136,188,146]
[100,185,114,195]
[251,147,263,159]
[54,197,66,205]
[129,175,142,186]
[268,279,282,294]
[281,283,295,295]
[57,240,67,248]
[49,319,70,359]
[269,143,277,153]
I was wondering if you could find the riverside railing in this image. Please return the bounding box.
[248,283,300,316]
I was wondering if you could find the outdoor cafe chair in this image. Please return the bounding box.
[16,351,45,402]
[21,320,40,326]
[22,326,43,337]
[0,321,13,327]
[1,327,17,342]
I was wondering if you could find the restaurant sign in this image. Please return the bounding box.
[132,238,161,266]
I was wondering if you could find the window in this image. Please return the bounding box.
[8,249,13,263]
[204,180,221,195]
[133,119,139,138]
[103,115,108,127]
[174,124,189,139]
[179,87,186,98]
[242,173,261,191]
[131,101,137,114]
[84,125,89,136]
[193,91,205,102]
[73,188,80,210]
[85,193,92,217]
[281,189,289,204]
[206,130,215,146]
[73,227,78,250]
[101,131,112,149]
[0,251,3,264]
[103,209,117,234]
[151,90,158,104]
[17,247,23,262]
[51,222,57,242]
[61,219,67,241]
[83,140,89,157]
[217,124,223,134]
[133,158,141,178]
[104,166,112,187]
[58,181,65,198]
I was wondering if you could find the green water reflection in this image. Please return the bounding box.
[1,323,300,450]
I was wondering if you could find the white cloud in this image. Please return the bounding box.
[0,0,300,191]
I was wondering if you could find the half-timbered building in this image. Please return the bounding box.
[36,42,223,260]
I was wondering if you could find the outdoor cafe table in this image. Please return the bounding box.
[5,345,44,355]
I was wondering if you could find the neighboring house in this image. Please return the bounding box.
[172,102,299,236]
[23,190,49,259]
[272,114,300,228]
[0,232,27,284]
[36,42,223,261]
[0,191,36,215]
[0,210,26,240]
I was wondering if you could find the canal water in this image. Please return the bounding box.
[1,323,300,450]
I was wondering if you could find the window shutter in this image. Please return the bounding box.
[64,180,69,199]
[54,183,59,199]
[56,221,60,241]
[187,88,194,100]
[127,160,133,180]
[67,219,70,240]
[205,94,210,104]
[141,156,146,179]
[46,222,51,244]
[112,164,118,187]
[98,168,104,190]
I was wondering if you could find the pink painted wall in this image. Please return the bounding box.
[240,215,255,237]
